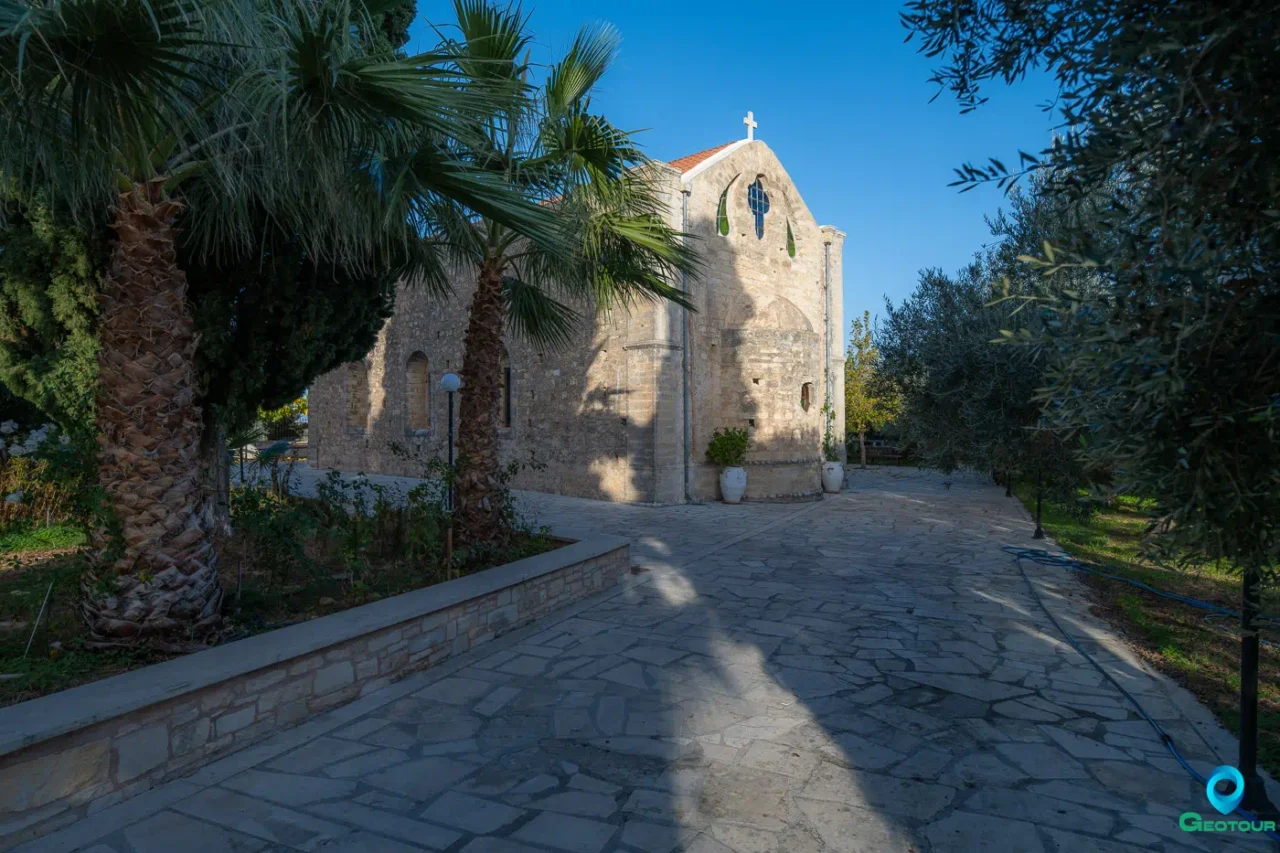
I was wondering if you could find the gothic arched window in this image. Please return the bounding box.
[747,177,770,239]
[786,219,797,258]
[406,352,430,430]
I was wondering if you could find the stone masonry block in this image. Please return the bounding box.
[323,646,354,662]
[198,686,236,714]
[0,740,110,814]
[288,654,324,676]
[382,650,409,674]
[486,605,518,634]
[314,661,355,695]
[275,699,310,727]
[244,669,286,694]
[257,678,311,713]
[170,718,211,758]
[113,723,168,782]
[214,705,257,738]
[309,684,359,713]
[410,627,446,655]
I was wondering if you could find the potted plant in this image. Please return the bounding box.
[707,427,750,503]
[820,402,844,493]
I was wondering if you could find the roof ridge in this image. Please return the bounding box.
[666,141,737,174]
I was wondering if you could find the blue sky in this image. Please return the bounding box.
[410,2,1059,343]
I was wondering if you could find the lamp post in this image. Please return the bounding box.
[441,373,460,571]
[441,373,460,512]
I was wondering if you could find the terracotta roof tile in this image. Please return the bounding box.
[666,141,736,174]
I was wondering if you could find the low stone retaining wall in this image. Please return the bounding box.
[0,535,629,848]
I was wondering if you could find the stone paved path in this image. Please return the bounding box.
[28,468,1272,853]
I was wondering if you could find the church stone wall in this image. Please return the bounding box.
[310,278,646,502]
[309,166,689,505]
[310,141,844,505]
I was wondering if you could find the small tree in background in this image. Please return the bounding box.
[843,310,899,467]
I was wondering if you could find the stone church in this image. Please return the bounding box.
[310,116,846,503]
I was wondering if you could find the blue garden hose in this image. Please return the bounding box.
[1003,546,1279,626]
[1007,548,1280,842]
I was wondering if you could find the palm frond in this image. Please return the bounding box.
[0,0,224,208]
[502,274,579,350]
[450,0,530,81]
[544,22,618,115]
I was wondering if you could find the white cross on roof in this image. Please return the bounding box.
[743,111,757,141]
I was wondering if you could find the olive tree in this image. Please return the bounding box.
[904,0,1280,811]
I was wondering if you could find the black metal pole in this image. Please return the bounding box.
[1033,469,1045,539]
[1240,566,1276,815]
[447,390,455,513]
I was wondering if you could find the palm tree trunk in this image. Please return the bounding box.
[82,179,221,640]
[455,261,509,545]
[859,430,867,468]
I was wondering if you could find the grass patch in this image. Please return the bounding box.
[0,524,88,557]
[1014,484,1280,776]
[0,550,170,705]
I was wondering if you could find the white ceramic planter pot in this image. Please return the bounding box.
[719,466,747,504]
[821,461,845,493]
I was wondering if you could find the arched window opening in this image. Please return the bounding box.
[406,352,430,430]
[346,361,369,429]
[800,382,813,412]
[786,219,796,258]
[499,349,513,428]
[747,177,770,239]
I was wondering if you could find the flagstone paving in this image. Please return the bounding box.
[30,468,1272,852]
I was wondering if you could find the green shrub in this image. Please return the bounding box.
[258,397,307,440]
[0,423,95,532]
[706,428,750,468]
[229,485,319,590]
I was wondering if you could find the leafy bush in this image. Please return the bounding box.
[0,422,95,532]
[706,428,749,468]
[228,486,318,591]
[258,397,307,440]
[388,440,549,561]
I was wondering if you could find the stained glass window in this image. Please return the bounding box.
[786,219,796,258]
[747,178,769,239]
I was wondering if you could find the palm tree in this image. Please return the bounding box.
[0,0,562,640]
[431,0,700,545]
